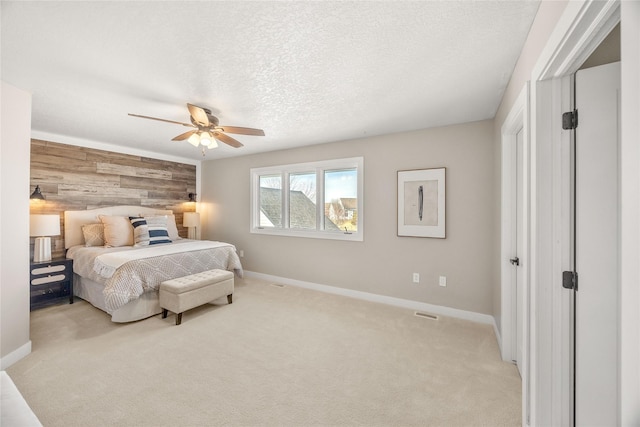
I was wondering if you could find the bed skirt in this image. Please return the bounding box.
[74,274,162,323]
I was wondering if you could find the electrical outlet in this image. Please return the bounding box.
[439,276,447,287]
[413,273,420,283]
[239,250,244,258]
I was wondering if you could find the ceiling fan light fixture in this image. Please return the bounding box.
[207,138,219,149]
[200,132,213,147]
[188,132,200,147]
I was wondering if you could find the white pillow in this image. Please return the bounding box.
[98,215,134,247]
[82,223,105,247]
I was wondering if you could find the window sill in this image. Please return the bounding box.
[250,227,363,242]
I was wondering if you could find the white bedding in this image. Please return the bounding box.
[67,239,243,314]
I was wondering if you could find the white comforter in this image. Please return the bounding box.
[67,240,243,313]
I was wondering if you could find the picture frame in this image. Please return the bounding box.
[397,167,446,238]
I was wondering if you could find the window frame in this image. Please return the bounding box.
[250,157,364,241]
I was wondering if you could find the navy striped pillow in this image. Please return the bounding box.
[144,216,172,245]
[129,217,150,246]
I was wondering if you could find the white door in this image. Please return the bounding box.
[575,61,620,426]
[510,128,525,375]
[515,128,524,375]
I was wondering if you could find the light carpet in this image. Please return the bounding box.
[7,276,521,426]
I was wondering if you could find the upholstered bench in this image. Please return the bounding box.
[159,269,234,325]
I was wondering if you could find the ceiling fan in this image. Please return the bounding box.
[128,103,265,154]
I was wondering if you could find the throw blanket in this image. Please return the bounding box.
[68,240,243,314]
[93,240,232,279]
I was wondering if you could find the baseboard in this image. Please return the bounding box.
[244,271,496,326]
[493,319,503,355]
[0,341,31,370]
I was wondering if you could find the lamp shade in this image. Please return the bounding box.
[30,214,61,237]
[188,132,200,147]
[30,185,45,200]
[199,132,213,147]
[183,212,200,228]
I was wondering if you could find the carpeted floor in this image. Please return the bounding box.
[7,276,521,426]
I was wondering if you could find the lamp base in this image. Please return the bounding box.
[33,236,52,263]
[187,227,197,240]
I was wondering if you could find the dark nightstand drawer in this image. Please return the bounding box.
[30,281,71,305]
[30,258,74,311]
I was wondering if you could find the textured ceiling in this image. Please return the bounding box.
[1,1,540,161]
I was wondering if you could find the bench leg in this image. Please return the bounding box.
[227,294,233,304]
[162,309,168,319]
[176,312,182,325]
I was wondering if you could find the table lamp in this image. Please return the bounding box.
[30,214,60,262]
[183,212,200,240]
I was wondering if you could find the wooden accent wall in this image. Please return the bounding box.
[30,139,197,259]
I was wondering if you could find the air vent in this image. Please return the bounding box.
[414,311,438,320]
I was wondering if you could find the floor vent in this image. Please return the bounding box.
[270,283,285,288]
[414,311,438,320]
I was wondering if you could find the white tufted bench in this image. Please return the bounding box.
[159,269,234,325]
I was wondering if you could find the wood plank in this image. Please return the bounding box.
[31,143,88,161]
[31,139,48,148]
[120,175,187,191]
[140,199,186,210]
[148,190,192,201]
[31,169,120,187]
[31,153,97,173]
[58,184,148,198]
[96,163,172,180]
[84,148,142,162]
[92,156,164,170]
[168,169,197,183]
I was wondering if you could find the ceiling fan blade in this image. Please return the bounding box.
[187,103,210,126]
[128,113,195,128]
[214,132,244,148]
[216,126,265,136]
[172,130,198,141]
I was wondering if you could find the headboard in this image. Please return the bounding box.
[64,206,173,249]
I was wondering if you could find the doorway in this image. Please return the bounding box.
[500,84,530,425]
[524,2,625,422]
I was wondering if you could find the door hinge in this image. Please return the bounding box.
[562,270,578,290]
[562,109,578,130]
[510,257,520,266]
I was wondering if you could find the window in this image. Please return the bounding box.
[251,157,363,241]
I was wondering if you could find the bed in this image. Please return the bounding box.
[64,206,242,322]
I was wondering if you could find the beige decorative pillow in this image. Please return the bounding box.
[98,215,134,247]
[82,223,105,247]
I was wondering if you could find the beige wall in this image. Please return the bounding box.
[491,0,569,331]
[202,120,495,315]
[1,82,32,368]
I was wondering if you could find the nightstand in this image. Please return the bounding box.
[30,258,74,311]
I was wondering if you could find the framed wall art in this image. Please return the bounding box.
[397,167,446,238]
